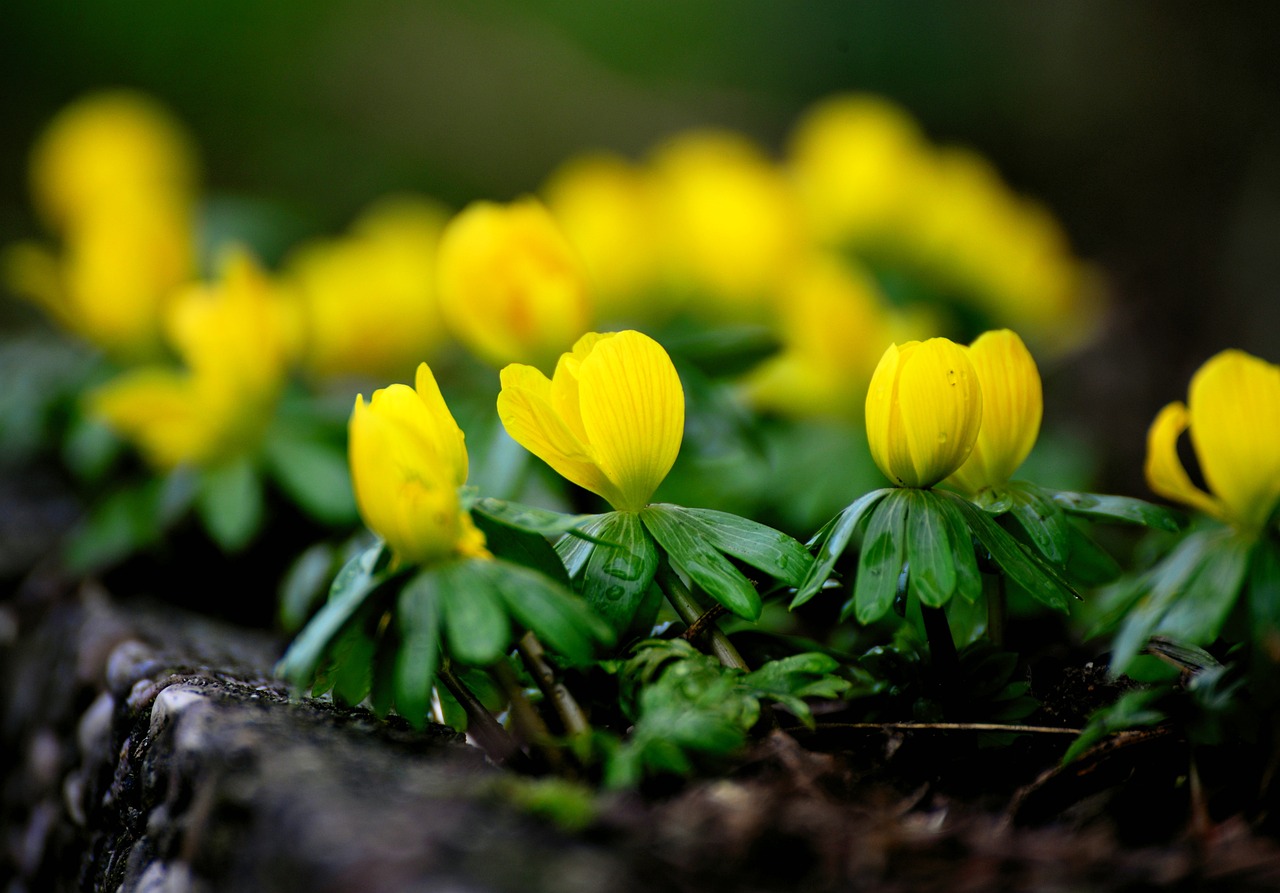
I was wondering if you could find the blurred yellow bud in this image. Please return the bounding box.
[349,363,486,565]
[1146,349,1280,534]
[88,249,294,469]
[543,153,662,325]
[945,330,1042,495]
[29,90,198,233]
[288,196,450,381]
[649,131,805,322]
[436,198,591,370]
[787,94,931,246]
[742,253,896,421]
[865,338,983,488]
[498,330,684,512]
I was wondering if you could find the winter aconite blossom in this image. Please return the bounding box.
[945,330,1042,496]
[436,198,592,371]
[865,338,982,489]
[1146,349,1280,535]
[349,363,487,565]
[88,250,293,469]
[498,330,684,512]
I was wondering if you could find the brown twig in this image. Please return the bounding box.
[516,631,590,738]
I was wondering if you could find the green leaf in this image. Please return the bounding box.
[472,496,607,541]
[641,506,762,621]
[850,490,910,624]
[792,488,891,609]
[672,506,814,586]
[395,571,442,728]
[1249,539,1280,641]
[576,511,660,637]
[1006,483,1072,566]
[905,490,957,608]
[1062,523,1122,587]
[278,543,341,632]
[330,622,376,707]
[484,559,613,665]
[473,512,570,586]
[276,544,387,685]
[932,490,982,604]
[196,459,264,552]
[264,435,358,525]
[1063,688,1167,764]
[942,490,1077,613]
[63,481,169,573]
[1049,490,1183,532]
[437,559,512,666]
[368,627,400,720]
[555,513,610,579]
[1153,534,1250,645]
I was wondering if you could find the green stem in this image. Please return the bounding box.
[491,659,567,774]
[437,659,523,767]
[516,631,591,738]
[657,562,749,671]
[921,604,959,701]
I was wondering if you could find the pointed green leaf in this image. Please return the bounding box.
[792,488,891,609]
[276,544,386,685]
[1006,483,1072,566]
[577,512,660,636]
[485,559,613,665]
[473,497,608,541]
[932,490,982,604]
[473,512,570,585]
[278,543,341,632]
[850,490,910,624]
[641,506,762,621]
[1049,490,1183,532]
[368,626,399,720]
[1063,523,1122,587]
[330,622,375,707]
[196,459,264,552]
[905,490,958,608]
[943,491,1076,613]
[438,559,512,666]
[1153,533,1250,644]
[672,505,814,586]
[395,571,442,728]
[264,435,358,525]
[556,513,610,579]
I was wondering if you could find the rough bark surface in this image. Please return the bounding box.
[4,585,1280,893]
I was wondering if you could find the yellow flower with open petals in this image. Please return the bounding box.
[436,198,591,371]
[1146,349,1280,534]
[945,330,1042,495]
[865,338,983,488]
[498,330,684,512]
[350,363,486,565]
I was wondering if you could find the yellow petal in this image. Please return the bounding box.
[1145,401,1222,520]
[1187,350,1280,531]
[414,362,469,487]
[88,369,207,469]
[497,362,623,507]
[865,342,903,484]
[577,330,684,511]
[945,329,1041,494]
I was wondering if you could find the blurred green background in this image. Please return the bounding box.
[3,0,1278,493]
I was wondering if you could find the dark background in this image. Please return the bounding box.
[3,0,1278,494]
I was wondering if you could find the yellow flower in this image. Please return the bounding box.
[287,195,450,381]
[542,152,663,325]
[1146,349,1280,534]
[865,338,983,488]
[88,250,293,469]
[436,198,592,371]
[648,131,805,322]
[498,330,684,512]
[27,90,198,233]
[349,363,487,565]
[945,330,1042,495]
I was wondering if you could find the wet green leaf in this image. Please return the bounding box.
[932,490,982,604]
[792,488,891,608]
[438,559,511,666]
[473,512,570,586]
[472,496,607,541]
[673,505,813,586]
[851,490,910,624]
[395,571,442,728]
[575,512,660,638]
[484,559,613,665]
[1006,483,1072,566]
[905,490,957,608]
[1049,490,1183,532]
[641,506,762,621]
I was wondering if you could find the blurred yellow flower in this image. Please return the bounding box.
[27,90,198,233]
[287,196,450,381]
[349,362,487,565]
[865,338,983,488]
[787,93,931,248]
[542,153,663,325]
[741,253,899,421]
[648,131,805,322]
[436,198,592,371]
[945,330,1042,495]
[1146,349,1280,534]
[88,250,294,469]
[498,330,684,512]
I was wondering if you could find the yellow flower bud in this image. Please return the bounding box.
[1145,349,1280,534]
[288,196,450,381]
[498,330,684,512]
[436,198,592,371]
[945,330,1042,495]
[349,363,487,565]
[865,338,983,488]
[88,250,292,469]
